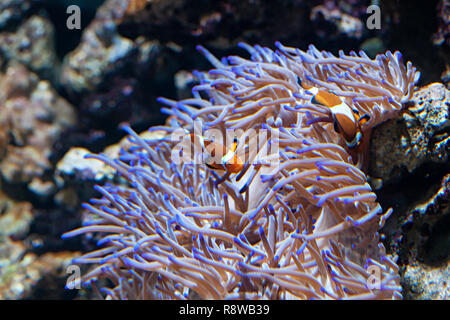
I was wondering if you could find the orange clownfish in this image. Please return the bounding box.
[299,79,370,148]
[187,133,244,174]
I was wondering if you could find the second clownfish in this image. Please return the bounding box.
[299,79,370,148]
[187,133,244,174]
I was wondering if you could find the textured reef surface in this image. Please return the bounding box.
[0,0,448,300]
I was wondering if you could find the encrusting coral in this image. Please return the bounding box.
[63,42,419,299]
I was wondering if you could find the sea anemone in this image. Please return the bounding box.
[63,42,419,299]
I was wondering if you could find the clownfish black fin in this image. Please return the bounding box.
[297,76,309,90]
[231,137,238,153]
[206,163,225,171]
[333,120,341,133]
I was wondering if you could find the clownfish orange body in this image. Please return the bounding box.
[187,133,244,174]
[300,81,369,148]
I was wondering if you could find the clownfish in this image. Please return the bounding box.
[186,133,244,174]
[299,79,370,148]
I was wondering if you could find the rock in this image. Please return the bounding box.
[432,0,449,46]
[28,177,57,198]
[58,0,162,147]
[54,129,165,213]
[60,21,135,92]
[174,70,197,100]
[60,0,160,93]
[0,0,34,30]
[311,4,364,39]
[0,15,58,80]
[0,249,79,299]
[0,191,33,239]
[442,66,450,90]
[398,174,449,263]
[369,83,450,183]
[56,130,166,183]
[0,190,33,299]
[366,83,449,300]
[55,147,117,210]
[381,173,449,299]
[0,65,76,192]
[56,147,116,182]
[402,261,449,300]
[0,237,27,299]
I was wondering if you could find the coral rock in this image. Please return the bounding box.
[0,0,33,30]
[0,191,33,239]
[56,147,116,182]
[0,15,57,79]
[0,248,78,299]
[432,0,450,46]
[60,0,160,93]
[402,261,449,300]
[369,83,450,183]
[0,65,76,190]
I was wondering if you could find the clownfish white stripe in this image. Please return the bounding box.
[222,148,236,164]
[306,87,319,96]
[330,102,356,123]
